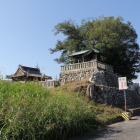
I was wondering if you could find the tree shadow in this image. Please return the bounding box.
[92,126,122,139]
[67,125,122,140]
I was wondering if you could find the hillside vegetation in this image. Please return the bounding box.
[0,80,122,140]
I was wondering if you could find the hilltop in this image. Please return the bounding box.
[0,80,123,140]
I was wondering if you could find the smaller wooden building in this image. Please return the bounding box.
[6,65,52,81]
[69,48,101,63]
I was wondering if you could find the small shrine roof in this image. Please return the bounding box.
[69,50,89,56]
[69,48,100,57]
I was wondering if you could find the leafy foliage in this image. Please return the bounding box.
[50,16,140,81]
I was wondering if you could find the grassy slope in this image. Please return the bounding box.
[0,80,123,140]
[51,80,123,124]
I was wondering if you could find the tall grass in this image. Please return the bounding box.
[0,81,99,140]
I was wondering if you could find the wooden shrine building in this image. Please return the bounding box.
[6,65,52,81]
[69,48,101,63]
[60,48,113,82]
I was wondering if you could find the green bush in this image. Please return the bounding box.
[0,81,98,140]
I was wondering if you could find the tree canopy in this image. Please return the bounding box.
[50,16,140,82]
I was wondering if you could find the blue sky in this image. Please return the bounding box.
[0,0,140,83]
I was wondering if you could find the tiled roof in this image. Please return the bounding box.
[19,65,42,75]
[6,65,52,80]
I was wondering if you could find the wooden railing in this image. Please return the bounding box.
[61,60,113,72]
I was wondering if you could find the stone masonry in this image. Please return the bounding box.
[60,68,140,108]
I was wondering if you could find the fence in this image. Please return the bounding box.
[61,60,113,72]
[35,81,59,88]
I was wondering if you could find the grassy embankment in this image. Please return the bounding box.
[0,80,122,140]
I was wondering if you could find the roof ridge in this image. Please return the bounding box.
[19,65,40,70]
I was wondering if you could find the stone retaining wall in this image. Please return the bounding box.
[75,84,140,108]
[60,68,95,85]
[95,86,140,108]
[60,69,118,87]
[60,68,140,108]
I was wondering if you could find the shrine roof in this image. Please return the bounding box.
[69,50,89,56]
[6,65,52,80]
[69,48,100,57]
[20,65,42,75]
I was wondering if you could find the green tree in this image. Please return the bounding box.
[50,16,140,82]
